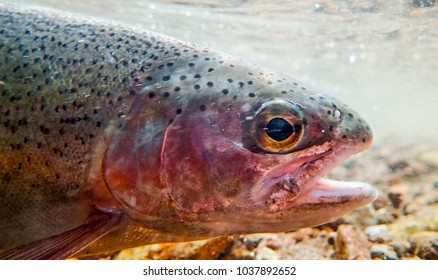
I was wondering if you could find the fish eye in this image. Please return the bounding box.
[265,117,296,141]
[248,99,306,154]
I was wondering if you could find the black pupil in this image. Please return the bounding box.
[265,118,295,141]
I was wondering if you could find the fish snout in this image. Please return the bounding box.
[335,106,374,152]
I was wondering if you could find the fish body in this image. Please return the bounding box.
[0,5,376,259]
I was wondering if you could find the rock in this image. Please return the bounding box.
[241,236,262,251]
[370,244,399,260]
[189,236,236,260]
[255,231,335,260]
[388,160,409,172]
[341,205,378,227]
[373,194,391,210]
[365,224,389,236]
[376,208,398,224]
[265,238,280,250]
[404,202,420,215]
[255,247,279,260]
[335,225,371,260]
[327,232,336,245]
[115,240,208,260]
[416,239,438,260]
[410,231,438,260]
[390,241,411,258]
[364,224,393,243]
[388,192,402,208]
[222,237,255,260]
[389,205,438,241]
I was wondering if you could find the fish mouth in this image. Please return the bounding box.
[252,141,377,212]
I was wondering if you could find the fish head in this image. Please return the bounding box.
[103,52,376,237]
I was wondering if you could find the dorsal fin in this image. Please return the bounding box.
[0,212,122,260]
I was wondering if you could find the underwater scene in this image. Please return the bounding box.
[0,0,437,259]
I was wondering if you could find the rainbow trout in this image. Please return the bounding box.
[0,4,376,259]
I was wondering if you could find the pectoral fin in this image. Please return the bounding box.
[0,212,122,260]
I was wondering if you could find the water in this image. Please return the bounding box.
[2,0,438,143]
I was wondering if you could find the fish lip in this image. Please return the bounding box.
[281,149,378,213]
[306,178,377,205]
[272,149,332,196]
[251,145,333,203]
[254,139,376,206]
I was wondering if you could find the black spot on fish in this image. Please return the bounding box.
[39,125,50,135]
[199,105,206,111]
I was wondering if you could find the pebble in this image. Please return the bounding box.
[265,238,280,251]
[242,237,261,251]
[327,232,336,246]
[370,244,399,260]
[335,225,370,260]
[404,202,420,215]
[388,192,402,208]
[390,241,411,258]
[373,194,391,210]
[255,247,279,260]
[189,236,235,260]
[410,231,438,260]
[364,225,393,243]
[376,208,398,224]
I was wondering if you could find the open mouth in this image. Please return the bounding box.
[252,142,377,208]
[275,177,300,196]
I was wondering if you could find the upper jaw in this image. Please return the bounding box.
[252,138,376,209]
[250,141,334,204]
